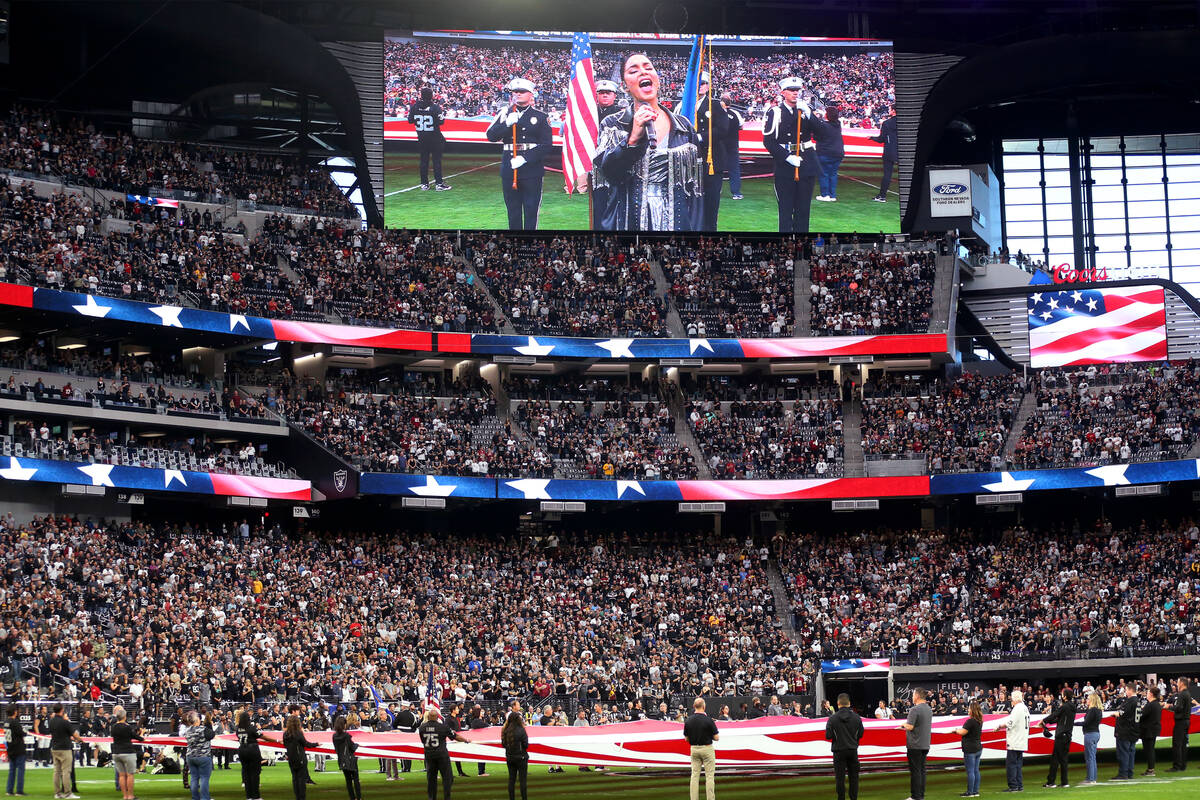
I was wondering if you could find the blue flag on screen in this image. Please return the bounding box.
[678,35,706,125]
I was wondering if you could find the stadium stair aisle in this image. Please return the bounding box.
[930,253,958,334]
[664,381,713,479]
[463,253,517,334]
[842,396,865,478]
[649,257,687,337]
[766,558,802,644]
[795,258,812,334]
[1003,390,1037,463]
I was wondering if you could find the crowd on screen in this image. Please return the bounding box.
[0,107,355,217]
[809,249,937,335]
[384,39,893,127]
[1012,362,1200,469]
[860,372,1027,474]
[778,519,1200,660]
[0,517,807,713]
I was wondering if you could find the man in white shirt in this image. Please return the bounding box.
[1003,689,1030,791]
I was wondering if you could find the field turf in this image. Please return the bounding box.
[23,740,1200,800]
[383,150,901,233]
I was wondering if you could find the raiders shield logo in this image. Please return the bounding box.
[333,469,348,493]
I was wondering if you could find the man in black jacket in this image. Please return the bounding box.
[1168,677,1198,772]
[1113,684,1140,779]
[408,86,452,192]
[762,76,820,233]
[1141,686,1163,776]
[825,694,865,800]
[395,701,418,774]
[694,71,738,231]
[485,78,553,230]
[1043,688,1077,787]
[870,107,898,203]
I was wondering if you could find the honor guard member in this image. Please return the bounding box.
[762,76,819,233]
[694,71,738,231]
[486,78,553,230]
[591,80,622,222]
[596,80,622,121]
[408,86,451,191]
[395,701,418,774]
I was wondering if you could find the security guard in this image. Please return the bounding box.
[485,78,553,230]
[762,76,819,233]
[694,71,738,231]
[595,80,622,121]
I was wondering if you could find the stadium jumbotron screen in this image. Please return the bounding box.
[384,30,898,233]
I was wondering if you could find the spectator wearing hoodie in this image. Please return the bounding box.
[825,693,865,800]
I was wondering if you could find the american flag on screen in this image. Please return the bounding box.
[561,32,599,194]
[1027,286,1168,368]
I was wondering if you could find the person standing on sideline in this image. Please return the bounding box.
[1080,692,1103,785]
[762,77,819,233]
[47,703,82,800]
[721,95,745,200]
[6,705,27,796]
[468,706,489,776]
[485,79,552,230]
[684,698,719,800]
[374,707,398,781]
[1113,683,1140,779]
[1043,688,1077,787]
[1168,677,1198,772]
[236,710,265,800]
[419,708,464,800]
[825,693,864,800]
[183,710,214,800]
[1001,689,1029,792]
[395,701,418,774]
[408,86,451,192]
[501,706,529,800]
[283,714,316,800]
[954,702,983,797]
[1140,686,1162,776]
[870,106,898,203]
[813,104,845,202]
[900,688,932,800]
[332,716,362,800]
[109,707,142,800]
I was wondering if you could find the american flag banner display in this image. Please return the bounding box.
[33,708,1200,767]
[822,658,891,673]
[423,666,442,720]
[1027,286,1168,368]
[561,32,599,194]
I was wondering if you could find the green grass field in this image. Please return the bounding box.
[21,741,1200,800]
[383,150,901,233]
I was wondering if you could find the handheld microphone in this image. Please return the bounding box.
[641,102,657,150]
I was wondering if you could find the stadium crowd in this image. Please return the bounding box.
[1012,362,1200,469]
[861,372,1026,474]
[687,398,844,478]
[512,398,697,480]
[809,248,937,335]
[0,517,807,714]
[0,107,356,217]
[467,234,666,337]
[779,519,1200,660]
[384,39,893,127]
[659,237,797,337]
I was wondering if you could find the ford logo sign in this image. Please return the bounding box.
[933,183,968,196]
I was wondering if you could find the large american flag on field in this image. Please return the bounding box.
[561,32,599,194]
[1027,286,1168,368]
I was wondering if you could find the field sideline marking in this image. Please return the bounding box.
[385,161,501,196]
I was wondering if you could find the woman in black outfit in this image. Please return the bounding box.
[501,709,529,800]
[236,711,265,800]
[283,714,316,800]
[332,716,362,800]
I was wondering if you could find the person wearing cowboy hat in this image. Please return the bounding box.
[762,76,819,233]
[485,78,553,230]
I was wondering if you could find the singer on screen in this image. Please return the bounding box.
[592,52,703,231]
